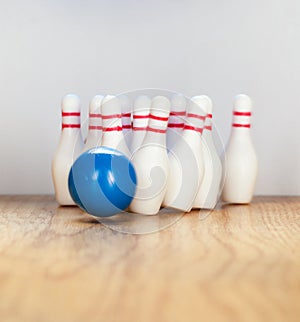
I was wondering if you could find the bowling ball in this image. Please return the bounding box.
[68,147,137,217]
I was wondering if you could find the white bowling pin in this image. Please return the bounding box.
[192,96,222,209]
[129,96,170,215]
[166,93,186,151]
[83,95,103,151]
[52,94,84,205]
[222,94,258,204]
[163,99,205,212]
[101,95,131,158]
[130,95,151,154]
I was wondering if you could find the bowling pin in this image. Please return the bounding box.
[84,95,103,151]
[119,94,132,147]
[130,95,151,154]
[222,94,258,203]
[129,96,170,215]
[166,93,186,151]
[52,94,84,205]
[192,96,222,209]
[101,95,131,158]
[163,98,205,212]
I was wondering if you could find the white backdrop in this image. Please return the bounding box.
[0,0,299,195]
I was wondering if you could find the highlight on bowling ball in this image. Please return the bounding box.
[68,146,137,217]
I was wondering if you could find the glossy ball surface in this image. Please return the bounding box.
[68,147,137,217]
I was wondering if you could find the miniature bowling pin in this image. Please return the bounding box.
[52,94,84,205]
[163,99,205,212]
[222,94,258,203]
[129,96,170,215]
[192,96,222,209]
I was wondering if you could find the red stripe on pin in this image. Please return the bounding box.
[170,111,185,116]
[186,113,206,120]
[89,113,102,118]
[103,126,123,131]
[122,124,131,129]
[184,125,203,133]
[149,114,169,121]
[89,125,103,130]
[62,112,80,117]
[233,111,251,116]
[132,126,148,131]
[102,114,122,119]
[232,123,251,128]
[147,127,167,134]
[62,124,80,129]
[204,125,212,131]
[122,113,131,117]
[207,114,212,118]
[133,114,149,119]
[168,123,184,128]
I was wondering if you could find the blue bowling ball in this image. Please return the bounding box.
[68,147,137,217]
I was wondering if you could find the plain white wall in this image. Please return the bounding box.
[0,0,299,195]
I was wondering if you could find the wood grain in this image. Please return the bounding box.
[0,196,299,322]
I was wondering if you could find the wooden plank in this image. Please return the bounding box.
[0,196,299,322]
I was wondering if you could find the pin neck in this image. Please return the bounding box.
[142,111,169,145]
[232,110,252,128]
[183,112,205,135]
[102,113,123,131]
[133,113,149,131]
[146,112,169,133]
[168,110,185,129]
[122,112,131,130]
[88,112,102,132]
[101,114,128,155]
[62,111,81,130]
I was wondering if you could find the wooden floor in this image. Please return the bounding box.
[0,196,299,322]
